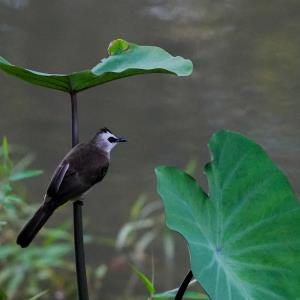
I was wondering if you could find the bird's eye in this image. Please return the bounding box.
[108,137,116,143]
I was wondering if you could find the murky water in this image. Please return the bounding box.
[1,0,300,299]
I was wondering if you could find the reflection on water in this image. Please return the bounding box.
[143,0,202,22]
[0,0,29,9]
[1,0,300,299]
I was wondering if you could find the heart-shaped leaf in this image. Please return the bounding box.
[0,39,193,93]
[156,130,300,299]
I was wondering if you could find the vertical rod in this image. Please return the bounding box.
[71,92,79,146]
[175,270,193,300]
[70,92,89,300]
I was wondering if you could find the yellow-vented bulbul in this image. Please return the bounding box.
[17,127,127,248]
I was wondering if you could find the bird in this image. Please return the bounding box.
[16,127,127,248]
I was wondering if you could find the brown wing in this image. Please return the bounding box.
[45,144,87,202]
[45,143,109,206]
[46,163,71,196]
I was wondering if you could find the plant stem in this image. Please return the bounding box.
[71,92,79,146]
[175,270,193,300]
[175,269,211,300]
[70,92,89,300]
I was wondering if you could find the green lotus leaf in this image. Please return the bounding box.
[0,39,193,93]
[156,130,300,300]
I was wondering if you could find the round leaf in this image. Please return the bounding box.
[0,39,193,93]
[156,130,300,300]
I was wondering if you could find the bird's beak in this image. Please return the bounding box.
[116,137,127,143]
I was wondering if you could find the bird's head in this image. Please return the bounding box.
[92,127,127,153]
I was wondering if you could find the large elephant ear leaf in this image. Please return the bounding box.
[0,38,193,93]
[156,130,300,300]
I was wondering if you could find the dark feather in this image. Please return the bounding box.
[17,202,56,248]
[17,142,110,247]
[46,163,70,196]
[98,127,111,133]
[45,143,109,206]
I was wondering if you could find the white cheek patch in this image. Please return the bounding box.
[97,132,118,153]
[102,140,115,152]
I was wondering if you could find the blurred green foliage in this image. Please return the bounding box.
[112,160,201,299]
[0,138,74,299]
[131,265,206,300]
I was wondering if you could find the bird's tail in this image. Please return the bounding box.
[16,202,56,248]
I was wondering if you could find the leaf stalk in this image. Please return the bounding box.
[70,92,89,300]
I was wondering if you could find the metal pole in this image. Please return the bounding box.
[70,92,89,300]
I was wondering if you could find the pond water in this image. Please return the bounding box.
[1,0,300,299]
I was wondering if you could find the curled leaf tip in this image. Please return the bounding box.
[108,38,130,56]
